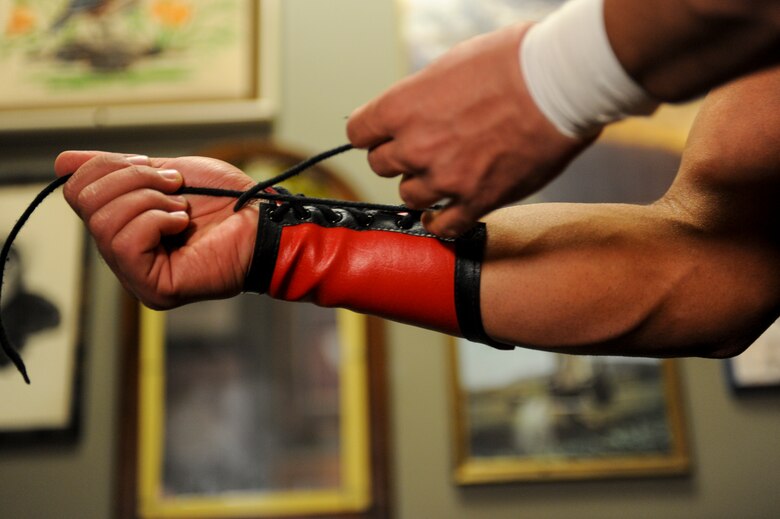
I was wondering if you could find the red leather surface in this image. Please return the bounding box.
[269,224,461,336]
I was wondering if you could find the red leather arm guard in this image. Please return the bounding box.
[244,201,513,350]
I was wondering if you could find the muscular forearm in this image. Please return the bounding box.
[605,0,780,100]
[480,200,780,357]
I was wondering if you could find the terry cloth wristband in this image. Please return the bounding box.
[520,0,659,138]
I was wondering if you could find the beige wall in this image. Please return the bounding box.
[1,1,779,518]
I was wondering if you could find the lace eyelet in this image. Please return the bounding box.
[294,209,312,221]
[395,217,413,229]
[326,211,343,224]
[269,209,284,222]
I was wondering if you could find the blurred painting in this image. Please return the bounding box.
[0,182,85,443]
[452,340,689,483]
[0,0,275,128]
[401,0,562,71]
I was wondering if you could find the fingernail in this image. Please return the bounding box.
[127,155,150,165]
[158,169,182,181]
[170,211,189,219]
[171,195,187,206]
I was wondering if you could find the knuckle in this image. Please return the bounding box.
[110,234,133,260]
[366,147,386,172]
[61,182,80,210]
[75,183,101,216]
[87,209,112,238]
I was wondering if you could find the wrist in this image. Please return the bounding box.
[519,0,658,138]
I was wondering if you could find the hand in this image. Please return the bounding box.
[54,151,258,309]
[347,23,594,237]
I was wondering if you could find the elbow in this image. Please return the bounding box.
[676,316,777,359]
[693,338,752,359]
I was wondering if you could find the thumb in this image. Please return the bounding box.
[421,203,480,239]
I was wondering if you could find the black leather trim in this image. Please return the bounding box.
[454,224,515,350]
[243,204,283,294]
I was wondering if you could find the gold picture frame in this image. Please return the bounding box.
[450,339,690,484]
[116,141,391,519]
[0,0,278,130]
[136,306,372,518]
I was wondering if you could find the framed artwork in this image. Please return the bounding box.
[116,141,391,519]
[400,0,561,72]
[0,0,278,130]
[726,319,780,392]
[0,180,86,445]
[450,339,690,484]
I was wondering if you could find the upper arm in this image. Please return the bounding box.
[665,65,780,236]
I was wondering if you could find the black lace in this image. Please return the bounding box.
[0,143,437,384]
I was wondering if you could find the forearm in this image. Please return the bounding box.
[605,0,780,100]
[480,201,780,357]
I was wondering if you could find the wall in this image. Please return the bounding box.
[1,1,779,518]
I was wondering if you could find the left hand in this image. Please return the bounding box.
[54,151,258,309]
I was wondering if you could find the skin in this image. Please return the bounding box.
[346,0,780,238]
[55,67,780,358]
[481,67,780,357]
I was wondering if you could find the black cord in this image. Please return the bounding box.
[1,175,71,384]
[0,144,438,384]
[233,143,355,211]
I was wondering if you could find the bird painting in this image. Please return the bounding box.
[50,0,139,31]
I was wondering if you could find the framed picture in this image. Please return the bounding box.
[726,319,780,392]
[450,339,690,484]
[0,0,278,130]
[400,0,561,72]
[116,141,391,519]
[0,180,86,445]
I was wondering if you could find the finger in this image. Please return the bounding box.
[62,154,152,210]
[421,202,482,239]
[55,151,149,178]
[74,167,183,221]
[398,174,451,210]
[366,141,414,178]
[88,189,188,254]
[346,91,404,149]
[109,209,191,297]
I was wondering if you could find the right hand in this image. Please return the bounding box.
[54,151,259,309]
[347,23,594,238]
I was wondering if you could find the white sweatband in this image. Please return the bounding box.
[520,0,658,138]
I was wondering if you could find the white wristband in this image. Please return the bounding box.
[520,0,658,138]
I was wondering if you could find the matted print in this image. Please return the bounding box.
[0,0,277,129]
